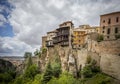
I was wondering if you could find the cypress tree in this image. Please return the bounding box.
[42,62,53,84]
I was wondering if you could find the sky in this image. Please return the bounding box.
[0,0,120,56]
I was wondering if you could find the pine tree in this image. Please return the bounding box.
[42,62,53,84]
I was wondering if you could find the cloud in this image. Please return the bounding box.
[0,0,120,56]
[0,14,7,26]
[0,36,40,56]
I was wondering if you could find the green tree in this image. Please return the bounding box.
[25,54,33,69]
[41,48,47,54]
[34,49,41,58]
[52,62,61,78]
[97,34,104,42]
[58,72,76,84]
[81,64,93,78]
[52,54,61,78]
[24,64,38,79]
[13,75,23,84]
[24,52,32,58]
[42,62,53,84]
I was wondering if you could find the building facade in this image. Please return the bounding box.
[100,12,120,40]
[72,25,99,49]
[72,28,87,49]
[46,30,56,47]
[42,36,47,48]
[53,21,74,47]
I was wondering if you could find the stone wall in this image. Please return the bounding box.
[87,39,120,80]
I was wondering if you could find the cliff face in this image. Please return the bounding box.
[89,40,120,80]
[86,40,120,80]
[41,40,120,80]
[0,59,16,73]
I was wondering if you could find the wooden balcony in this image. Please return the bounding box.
[46,40,54,47]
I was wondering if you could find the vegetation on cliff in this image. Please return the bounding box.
[0,59,16,84]
[0,52,115,84]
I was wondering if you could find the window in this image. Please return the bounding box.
[115,27,118,33]
[108,18,111,24]
[107,28,110,34]
[103,20,105,23]
[107,36,109,38]
[103,26,105,29]
[116,17,119,22]
[102,31,104,33]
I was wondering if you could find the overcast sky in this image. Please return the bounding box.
[0,0,120,56]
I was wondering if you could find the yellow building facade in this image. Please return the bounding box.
[72,28,87,49]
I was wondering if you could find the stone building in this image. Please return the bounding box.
[46,30,56,47]
[72,25,99,49]
[53,21,74,47]
[100,11,120,40]
[42,36,47,48]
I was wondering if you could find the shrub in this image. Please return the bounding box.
[0,72,14,84]
[58,72,78,84]
[90,60,100,73]
[81,65,93,78]
[31,74,42,84]
[52,62,61,78]
[13,75,23,84]
[42,48,47,54]
[24,64,38,79]
[97,35,104,42]
[86,56,92,64]
[115,34,120,39]
[47,77,59,84]
[42,62,53,84]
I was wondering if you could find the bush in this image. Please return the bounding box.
[31,74,42,84]
[85,73,112,84]
[86,56,92,64]
[97,35,104,42]
[24,64,38,79]
[42,48,47,54]
[58,72,78,84]
[48,72,79,84]
[115,34,120,39]
[13,75,23,84]
[0,72,15,84]
[82,57,100,78]
[47,77,59,84]
[52,62,61,78]
[81,65,93,78]
[42,62,53,84]
[90,60,100,73]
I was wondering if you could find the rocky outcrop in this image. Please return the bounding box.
[41,39,120,80]
[87,40,120,80]
[0,59,16,73]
